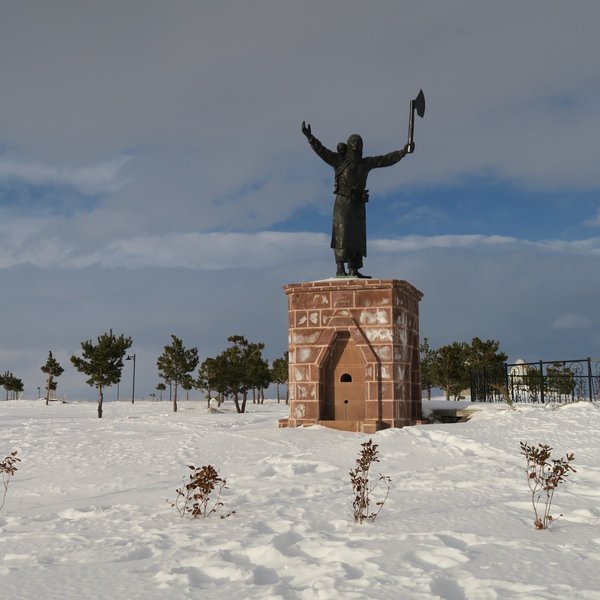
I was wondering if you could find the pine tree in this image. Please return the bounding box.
[200,336,269,413]
[222,336,262,413]
[271,352,289,404]
[468,337,507,370]
[197,357,218,408]
[246,342,270,405]
[1,371,22,401]
[0,371,8,401]
[419,338,435,401]
[41,351,64,406]
[431,342,471,401]
[157,335,199,413]
[156,382,166,401]
[429,337,506,401]
[70,330,132,418]
[181,374,195,401]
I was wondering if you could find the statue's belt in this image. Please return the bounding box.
[335,188,369,202]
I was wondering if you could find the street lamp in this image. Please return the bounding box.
[126,354,136,404]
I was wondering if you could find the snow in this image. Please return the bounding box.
[1,399,600,599]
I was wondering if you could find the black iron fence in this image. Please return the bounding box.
[470,358,600,403]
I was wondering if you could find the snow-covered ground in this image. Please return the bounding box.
[1,399,599,599]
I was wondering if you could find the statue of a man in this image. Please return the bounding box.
[302,122,413,278]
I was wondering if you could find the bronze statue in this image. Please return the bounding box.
[302,90,425,278]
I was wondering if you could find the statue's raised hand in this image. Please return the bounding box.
[301,121,312,139]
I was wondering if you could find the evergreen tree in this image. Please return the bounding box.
[10,376,24,400]
[467,337,508,401]
[271,352,289,404]
[206,354,230,406]
[70,330,132,418]
[222,336,265,412]
[202,336,269,413]
[468,337,507,371]
[419,338,435,401]
[429,337,507,401]
[156,335,199,413]
[218,341,245,412]
[41,351,64,406]
[181,374,195,401]
[0,371,7,401]
[430,341,471,401]
[246,342,270,405]
[197,357,218,407]
[156,382,166,401]
[545,363,576,398]
[1,371,23,401]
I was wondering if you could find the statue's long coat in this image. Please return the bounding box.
[307,135,407,260]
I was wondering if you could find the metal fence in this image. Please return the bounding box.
[470,358,600,403]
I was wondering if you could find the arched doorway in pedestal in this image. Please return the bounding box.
[322,331,365,421]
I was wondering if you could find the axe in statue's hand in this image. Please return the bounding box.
[407,89,425,154]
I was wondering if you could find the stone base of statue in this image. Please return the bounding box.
[280,278,423,432]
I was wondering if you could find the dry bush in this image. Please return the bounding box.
[520,441,576,529]
[490,383,515,408]
[349,439,391,524]
[1,451,20,512]
[172,464,233,519]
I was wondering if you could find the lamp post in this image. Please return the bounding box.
[126,354,136,404]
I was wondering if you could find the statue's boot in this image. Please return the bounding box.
[336,262,348,277]
[348,269,371,279]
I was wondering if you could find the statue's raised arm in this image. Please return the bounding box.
[365,142,414,170]
[301,121,312,140]
[301,121,338,167]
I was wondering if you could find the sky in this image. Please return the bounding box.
[1,1,600,400]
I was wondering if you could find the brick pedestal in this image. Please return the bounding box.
[283,279,423,432]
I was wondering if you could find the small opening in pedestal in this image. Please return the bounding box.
[340,373,352,382]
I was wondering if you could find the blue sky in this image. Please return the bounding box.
[1,1,600,400]
[277,180,600,241]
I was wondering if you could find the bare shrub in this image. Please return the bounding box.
[1,451,20,512]
[520,441,576,529]
[172,464,233,519]
[349,439,391,524]
[490,383,514,408]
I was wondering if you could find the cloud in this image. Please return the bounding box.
[551,313,593,331]
[584,210,600,227]
[375,235,600,257]
[373,235,519,253]
[393,204,448,225]
[531,238,600,256]
[73,231,329,269]
[0,156,130,196]
[376,235,600,256]
[4,231,600,271]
